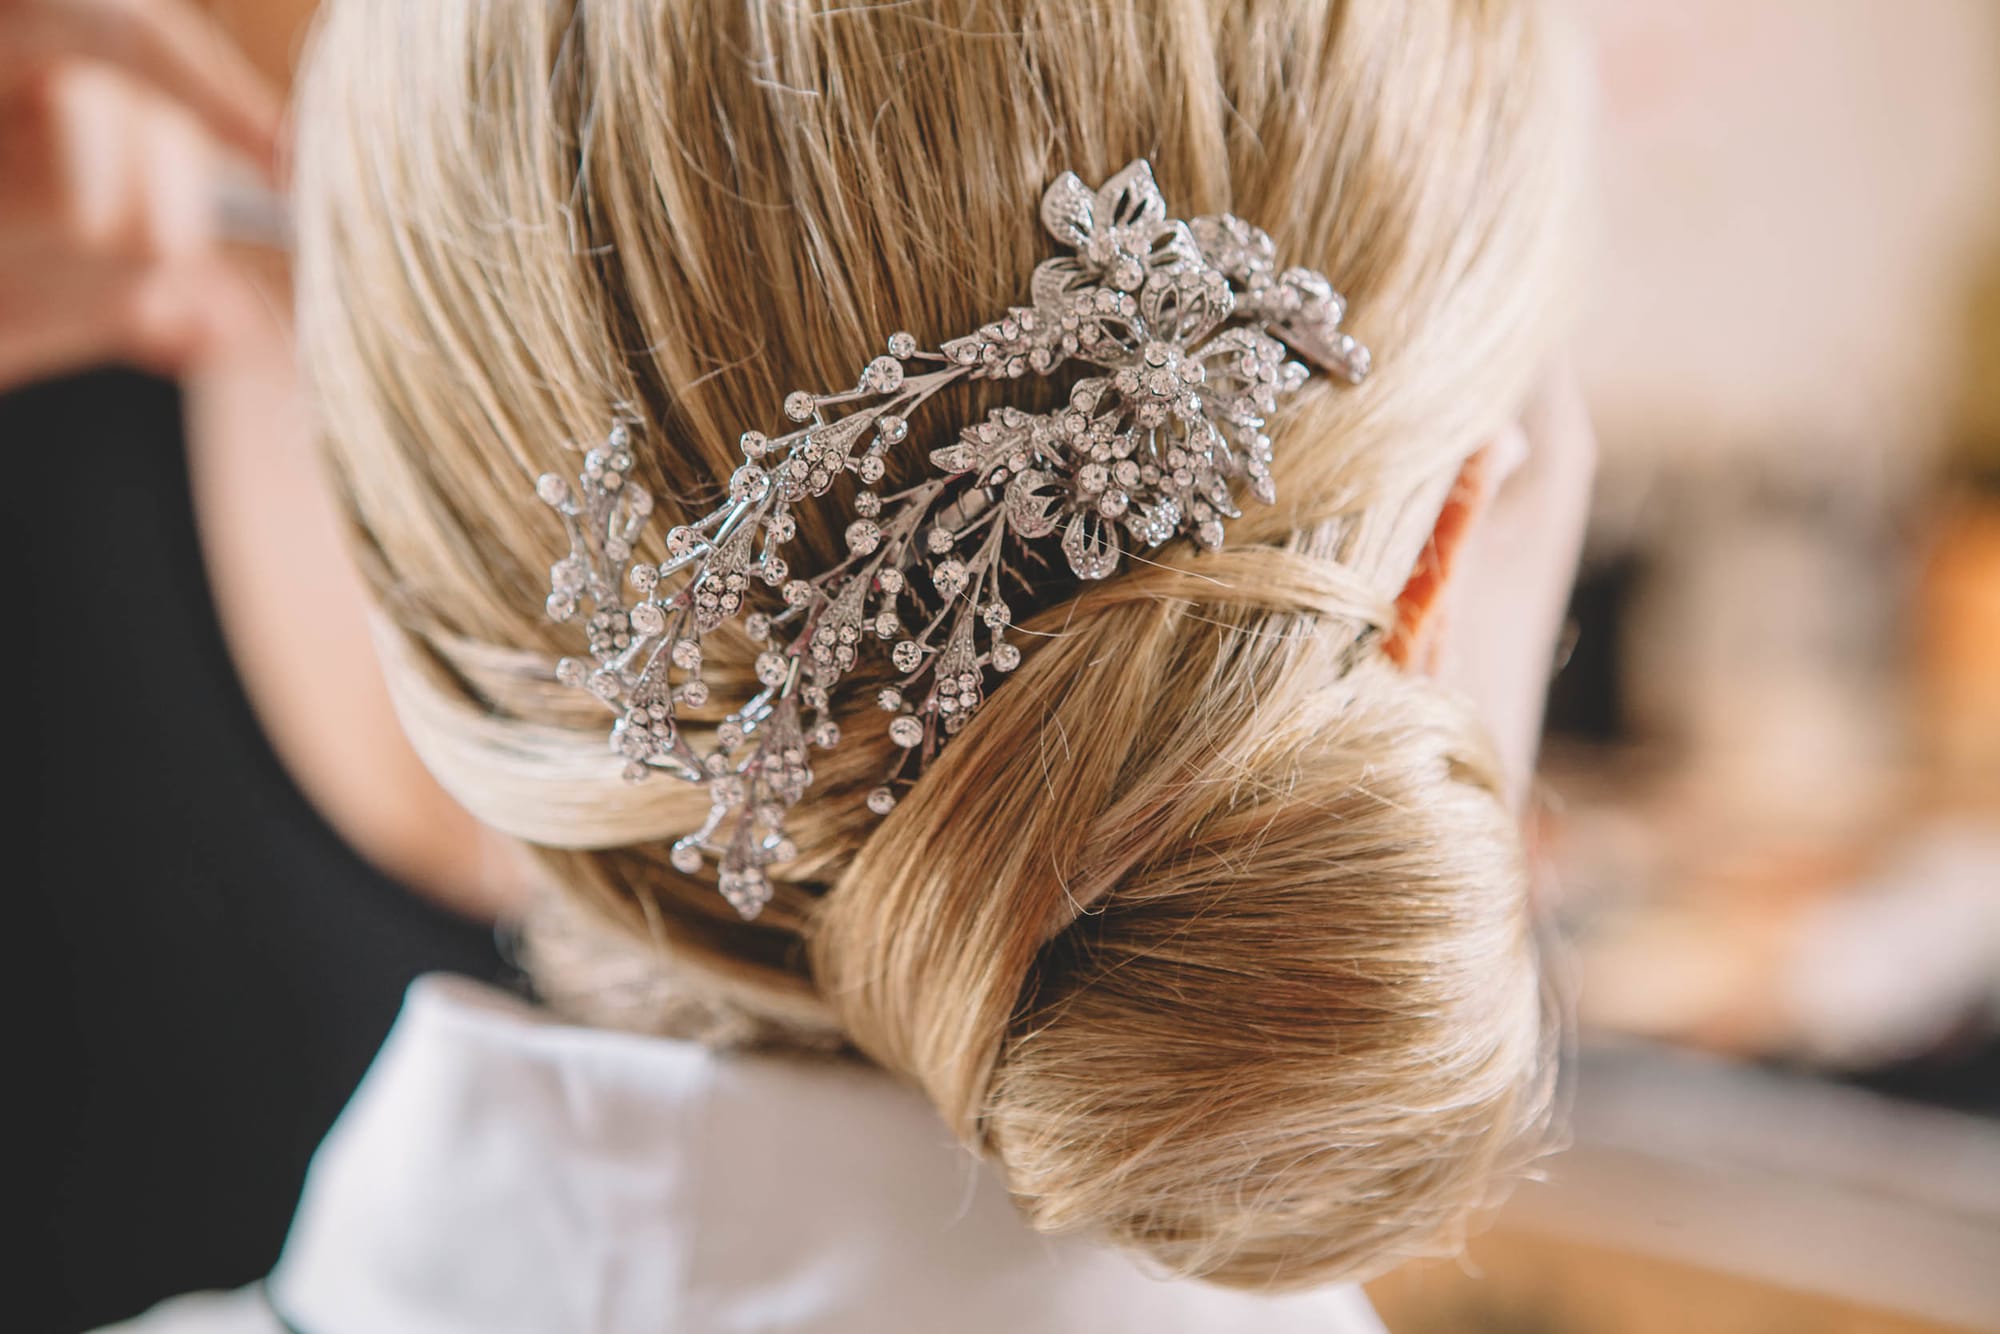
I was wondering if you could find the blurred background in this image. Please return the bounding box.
[1374,2,2000,1330]
[13,0,1999,1330]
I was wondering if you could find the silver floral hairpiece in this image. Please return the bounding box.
[537,160,1370,918]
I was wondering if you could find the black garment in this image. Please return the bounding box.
[9,372,513,1333]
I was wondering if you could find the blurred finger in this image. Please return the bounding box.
[0,66,218,261]
[0,0,280,170]
[0,248,257,390]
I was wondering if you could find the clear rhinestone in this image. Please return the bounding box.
[755,651,789,686]
[555,657,588,688]
[729,464,769,501]
[784,391,816,421]
[546,592,577,621]
[932,559,968,597]
[671,638,702,670]
[892,640,923,673]
[670,840,703,874]
[982,602,1012,628]
[536,474,570,507]
[877,687,904,711]
[866,787,897,815]
[888,716,924,748]
[629,563,659,594]
[887,331,917,359]
[926,527,955,554]
[863,356,904,393]
[878,414,908,443]
[678,679,709,706]
[873,611,900,639]
[846,519,882,554]
[876,568,905,595]
[783,579,814,608]
[740,429,770,459]
[630,603,666,636]
[854,490,882,517]
[992,642,1021,672]
[811,720,841,748]
[744,612,771,640]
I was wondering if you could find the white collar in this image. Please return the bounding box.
[265,975,1382,1334]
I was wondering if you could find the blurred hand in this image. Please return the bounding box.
[0,0,281,392]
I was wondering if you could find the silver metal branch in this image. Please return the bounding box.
[537,160,1370,918]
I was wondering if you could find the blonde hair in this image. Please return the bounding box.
[294,0,1584,1289]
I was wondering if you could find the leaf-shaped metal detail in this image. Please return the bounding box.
[1005,468,1066,538]
[1062,510,1121,579]
[1095,160,1166,230]
[1040,171,1095,248]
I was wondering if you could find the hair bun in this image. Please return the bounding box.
[812,582,1552,1288]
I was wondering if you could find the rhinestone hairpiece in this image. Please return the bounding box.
[537,160,1370,918]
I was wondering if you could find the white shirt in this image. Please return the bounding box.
[105,976,1383,1333]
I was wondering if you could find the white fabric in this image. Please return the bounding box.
[105,976,1383,1333]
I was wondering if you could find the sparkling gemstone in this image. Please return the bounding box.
[857,456,886,484]
[744,612,771,640]
[629,563,659,593]
[854,490,882,517]
[670,840,703,874]
[740,429,770,458]
[783,579,814,608]
[878,414,908,443]
[716,721,745,749]
[891,640,923,673]
[1078,463,1109,493]
[877,687,903,711]
[761,556,790,585]
[886,331,917,359]
[876,568,905,595]
[1098,489,1130,518]
[555,657,588,687]
[866,787,897,815]
[888,716,924,748]
[926,527,954,554]
[766,513,797,543]
[846,519,882,554]
[784,390,816,421]
[665,526,701,559]
[630,603,666,636]
[982,602,1011,628]
[671,638,702,670]
[678,679,709,706]
[873,612,900,638]
[992,642,1021,672]
[863,356,904,393]
[755,651,789,686]
[932,559,968,597]
[729,464,769,501]
[546,592,577,621]
[536,474,569,506]
[719,867,770,918]
[811,720,841,748]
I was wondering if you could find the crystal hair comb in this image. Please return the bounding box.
[537,160,1370,918]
